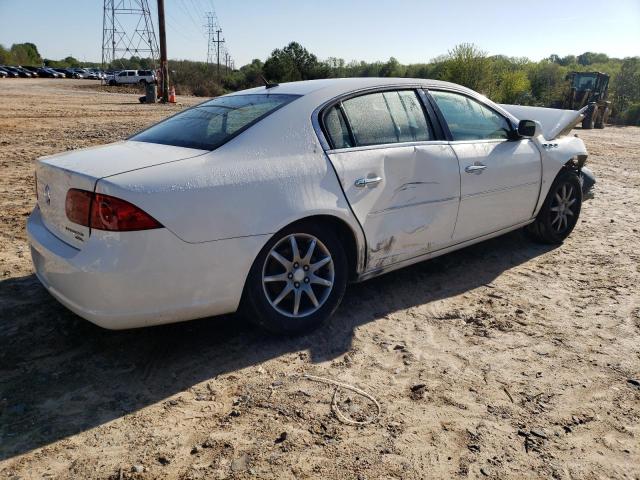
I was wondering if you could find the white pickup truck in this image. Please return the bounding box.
[106,69,156,86]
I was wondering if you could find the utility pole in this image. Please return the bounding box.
[216,29,224,78]
[157,0,169,102]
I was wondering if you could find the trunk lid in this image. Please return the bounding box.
[35,141,207,249]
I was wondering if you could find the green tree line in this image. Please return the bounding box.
[2,41,639,125]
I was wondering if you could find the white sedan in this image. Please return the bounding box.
[27,78,589,334]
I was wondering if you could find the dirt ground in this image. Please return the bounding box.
[0,79,638,480]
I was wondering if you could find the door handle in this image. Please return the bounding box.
[354,176,383,188]
[465,163,487,174]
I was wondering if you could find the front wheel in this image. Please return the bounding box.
[582,105,595,129]
[243,222,348,335]
[527,171,582,244]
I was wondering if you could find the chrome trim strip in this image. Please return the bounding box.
[448,139,509,145]
[462,181,539,199]
[369,196,458,216]
[326,140,450,155]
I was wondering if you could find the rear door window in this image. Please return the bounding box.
[340,90,432,147]
[384,91,432,143]
[131,94,299,150]
[324,106,353,149]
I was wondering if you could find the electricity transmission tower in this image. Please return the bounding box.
[205,10,231,76]
[102,0,159,68]
[205,12,218,65]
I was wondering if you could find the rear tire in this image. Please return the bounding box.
[243,222,348,335]
[527,170,582,244]
[108,80,116,86]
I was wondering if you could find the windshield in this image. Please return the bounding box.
[131,94,299,150]
[573,73,598,91]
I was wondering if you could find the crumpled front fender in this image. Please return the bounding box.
[532,134,589,216]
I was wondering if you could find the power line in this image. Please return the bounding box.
[179,0,206,37]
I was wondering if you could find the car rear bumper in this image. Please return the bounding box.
[27,206,267,329]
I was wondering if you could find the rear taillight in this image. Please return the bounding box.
[65,189,93,225]
[65,189,162,231]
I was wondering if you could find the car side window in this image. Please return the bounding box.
[430,90,511,141]
[324,106,353,149]
[128,71,136,76]
[340,91,432,147]
[385,91,432,142]
[342,93,397,146]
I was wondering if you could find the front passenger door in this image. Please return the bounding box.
[430,90,541,242]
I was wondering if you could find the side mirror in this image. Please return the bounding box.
[517,119,541,138]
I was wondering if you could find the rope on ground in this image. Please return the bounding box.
[303,374,381,426]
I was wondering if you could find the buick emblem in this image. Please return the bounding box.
[44,184,51,205]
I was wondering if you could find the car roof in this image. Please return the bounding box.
[242,77,521,126]
[226,77,477,100]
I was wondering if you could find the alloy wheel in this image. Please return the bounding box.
[550,182,578,233]
[262,233,334,318]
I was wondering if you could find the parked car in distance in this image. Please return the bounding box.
[52,68,77,78]
[21,66,40,77]
[0,69,6,78]
[0,66,17,77]
[28,78,590,334]
[18,66,35,77]
[34,67,57,78]
[6,66,31,77]
[85,68,105,80]
[106,69,156,85]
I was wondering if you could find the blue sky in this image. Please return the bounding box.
[0,0,638,66]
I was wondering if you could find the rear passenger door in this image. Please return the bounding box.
[324,90,460,270]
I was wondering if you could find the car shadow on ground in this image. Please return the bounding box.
[0,230,555,461]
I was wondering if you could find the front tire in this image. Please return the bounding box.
[582,104,595,129]
[244,222,348,335]
[527,170,582,244]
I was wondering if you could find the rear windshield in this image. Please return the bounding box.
[131,94,299,150]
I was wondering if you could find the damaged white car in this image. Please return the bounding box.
[28,78,590,334]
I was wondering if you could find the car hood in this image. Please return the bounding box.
[38,140,208,180]
[499,104,588,140]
